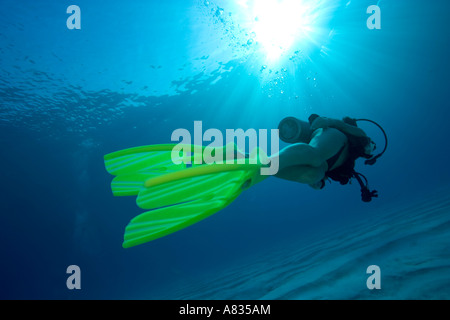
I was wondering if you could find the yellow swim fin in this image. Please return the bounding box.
[104,144,269,248]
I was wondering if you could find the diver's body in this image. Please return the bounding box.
[273,115,375,190]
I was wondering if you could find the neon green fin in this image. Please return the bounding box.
[104,144,269,248]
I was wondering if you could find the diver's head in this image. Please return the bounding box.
[364,139,376,157]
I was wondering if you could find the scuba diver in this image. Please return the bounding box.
[275,114,387,202]
[104,114,387,247]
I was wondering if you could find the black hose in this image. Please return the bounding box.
[356,119,388,165]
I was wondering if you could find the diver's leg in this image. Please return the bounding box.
[275,164,327,185]
[273,128,348,171]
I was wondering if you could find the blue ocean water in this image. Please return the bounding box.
[0,0,449,300]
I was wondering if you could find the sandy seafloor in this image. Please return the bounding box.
[161,187,450,300]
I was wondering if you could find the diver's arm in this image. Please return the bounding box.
[311,117,367,138]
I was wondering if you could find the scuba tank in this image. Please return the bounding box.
[278,117,313,144]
